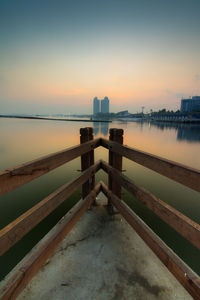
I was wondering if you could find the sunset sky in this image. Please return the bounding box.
[0,0,200,114]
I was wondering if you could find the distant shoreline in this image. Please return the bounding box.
[151,119,200,124]
[0,115,111,123]
[1,114,199,125]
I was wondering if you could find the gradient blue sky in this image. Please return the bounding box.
[0,0,200,114]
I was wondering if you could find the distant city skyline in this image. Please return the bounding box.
[93,97,100,115]
[0,0,200,114]
[93,97,109,115]
[101,97,109,114]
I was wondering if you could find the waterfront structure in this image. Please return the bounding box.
[101,96,109,113]
[93,97,100,115]
[116,110,131,117]
[181,96,200,112]
[151,112,200,123]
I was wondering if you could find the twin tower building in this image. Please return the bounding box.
[93,97,109,115]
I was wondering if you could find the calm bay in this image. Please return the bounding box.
[0,117,200,279]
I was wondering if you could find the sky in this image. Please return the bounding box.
[0,0,200,114]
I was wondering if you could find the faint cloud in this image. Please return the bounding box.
[165,89,175,96]
[175,93,186,98]
[0,74,5,83]
[165,89,185,98]
[193,74,200,95]
[49,88,87,96]
[195,74,200,81]
[0,74,9,93]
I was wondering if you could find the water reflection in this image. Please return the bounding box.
[149,122,200,143]
[0,118,200,279]
[177,125,200,142]
[93,122,109,136]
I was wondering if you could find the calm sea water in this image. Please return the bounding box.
[0,118,200,280]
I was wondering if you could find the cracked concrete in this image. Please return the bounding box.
[17,206,193,300]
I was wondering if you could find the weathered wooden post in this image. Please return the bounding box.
[80,127,94,199]
[108,128,124,199]
[88,127,95,191]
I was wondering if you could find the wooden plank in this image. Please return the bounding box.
[0,161,101,256]
[0,183,101,300]
[0,271,23,300]
[101,160,200,251]
[0,138,101,197]
[100,138,200,192]
[100,182,200,300]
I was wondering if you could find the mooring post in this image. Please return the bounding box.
[80,127,94,199]
[108,128,124,201]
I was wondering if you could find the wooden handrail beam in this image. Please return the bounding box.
[100,181,200,300]
[101,160,200,251]
[1,137,199,197]
[0,161,101,256]
[0,138,101,197]
[100,138,200,192]
[0,183,101,300]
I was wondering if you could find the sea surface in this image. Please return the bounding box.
[0,117,200,280]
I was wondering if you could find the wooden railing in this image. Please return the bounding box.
[0,137,100,196]
[100,160,200,251]
[0,161,101,256]
[101,137,200,192]
[0,183,102,300]
[100,181,200,300]
[0,127,200,300]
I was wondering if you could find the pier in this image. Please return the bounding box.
[0,127,200,300]
[0,115,111,123]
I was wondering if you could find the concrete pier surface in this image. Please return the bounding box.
[16,204,192,300]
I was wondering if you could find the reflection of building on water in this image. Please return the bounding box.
[150,121,200,142]
[177,125,200,142]
[93,122,109,137]
[93,122,100,135]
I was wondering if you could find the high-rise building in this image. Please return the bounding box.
[181,96,200,112]
[93,97,100,115]
[101,96,109,113]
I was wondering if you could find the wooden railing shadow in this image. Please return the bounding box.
[0,127,200,300]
